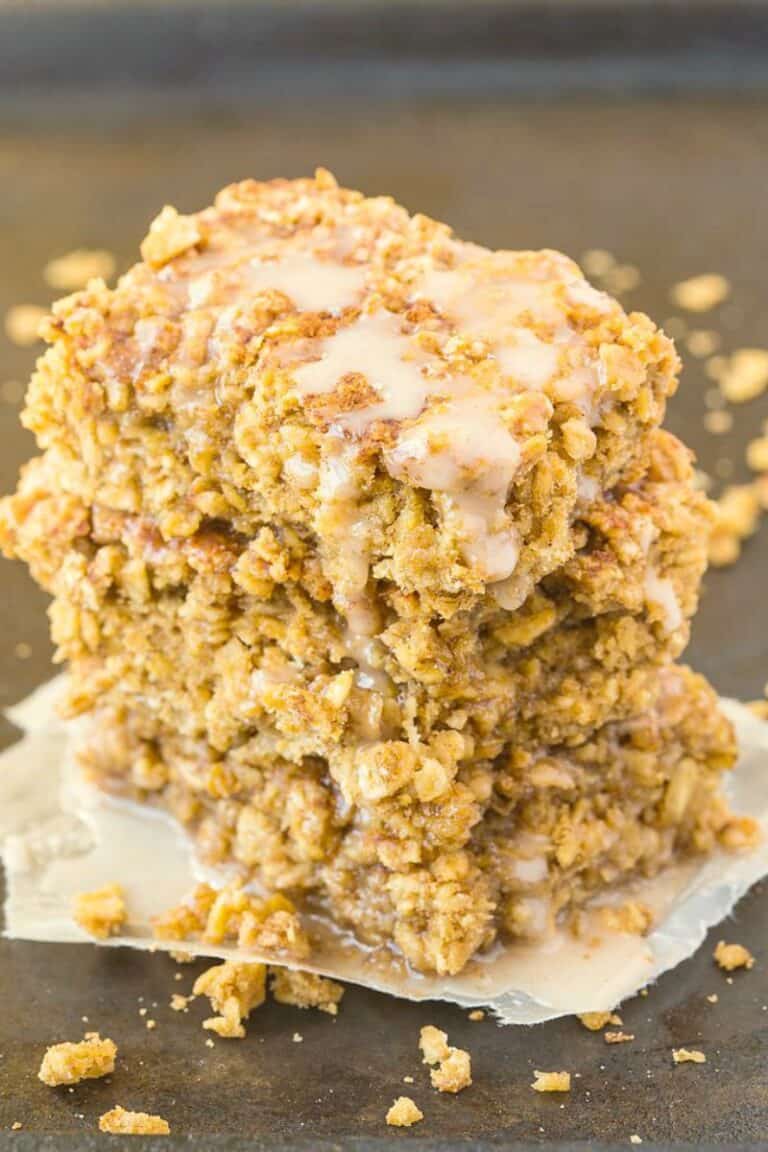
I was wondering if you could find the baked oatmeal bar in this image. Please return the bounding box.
[0,171,748,974]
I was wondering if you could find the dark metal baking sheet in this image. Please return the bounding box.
[1,5,767,1147]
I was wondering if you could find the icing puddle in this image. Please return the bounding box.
[2,676,768,1025]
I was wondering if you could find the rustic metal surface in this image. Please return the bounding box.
[0,66,767,1149]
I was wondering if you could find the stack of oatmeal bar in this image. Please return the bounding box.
[1,171,751,975]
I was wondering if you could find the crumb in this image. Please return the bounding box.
[138,1007,147,1016]
[73,883,126,939]
[173,972,184,981]
[705,354,729,381]
[170,951,195,964]
[713,940,755,971]
[746,436,768,473]
[193,961,266,1039]
[38,1035,116,1087]
[686,330,721,358]
[403,1075,414,1084]
[43,249,116,291]
[706,993,719,1004]
[145,1020,156,1031]
[630,1136,643,1145]
[671,274,730,312]
[170,994,191,1012]
[4,304,46,346]
[292,1032,303,1043]
[419,1025,450,1065]
[83,1031,100,1041]
[10,1122,22,1131]
[703,410,733,435]
[98,1106,170,1135]
[532,1070,571,1093]
[672,1048,706,1065]
[578,1011,622,1031]
[708,484,762,567]
[386,1096,423,1127]
[603,264,641,295]
[419,1024,471,1093]
[270,968,344,1015]
[14,641,32,660]
[719,349,768,403]
[580,249,615,277]
[468,1010,485,1022]
[639,988,648,998]
[154,882,309,959]
[431,1047,472,1094]
[205,1039,214,1049]
[605,1031,635,1044]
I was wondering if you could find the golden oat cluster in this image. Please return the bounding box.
[0,170,752,975]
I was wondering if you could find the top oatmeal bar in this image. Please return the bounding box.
[1,171,746,976]
[15,169,676,627]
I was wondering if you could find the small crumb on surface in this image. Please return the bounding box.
[73,883,126,939]
[292,1032,303,1043]
[719,349,768,403]
[205,1039,214,1049]
[746,436,768,473]
[194,961,266,1039]
[4,304,46,346]
[170,994,190,1012]
[39,1036,116,1087]
[386,1097,423,1128]
[708,484,762,568]
[602,264,640,295]
[10,1122,22,1131]
[605,1031,635,1045]
[430,1047,472,1094]
[419,1025,471,1093]
[630,1135,643,1145]
[672,1048,706,1065]
[270,968,344,1015]
[578,1011,622,1031]
[671,273,730,312]
[403,1075,414,1084]
[145,1020,156,1031]
[43,249,116,291]
[706,993,719,1004]
[468,1010,485,1022]
[419,1025,449,1066]
[532,1070,571,1093]
[714,940,755,971]
[13,641,32,660]
[703,410,733,435]
[98,1106,170,1136]
[686,330,721,358]
[580,249,615,277]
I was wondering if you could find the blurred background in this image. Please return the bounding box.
[1,0,767,707]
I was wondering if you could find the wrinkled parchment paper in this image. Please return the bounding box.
[2,676,767,1025]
